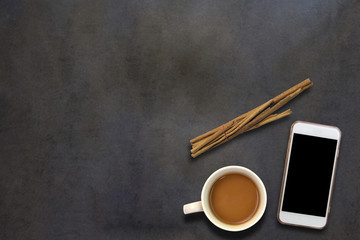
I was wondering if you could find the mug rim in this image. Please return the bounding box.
[201,165,267,231]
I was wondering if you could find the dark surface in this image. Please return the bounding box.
[0,0,359,239]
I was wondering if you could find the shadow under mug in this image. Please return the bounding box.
[183,166,267,231]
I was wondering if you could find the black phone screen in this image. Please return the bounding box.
[282,133,338,217]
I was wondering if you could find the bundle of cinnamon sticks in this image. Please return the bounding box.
[190,79,313,158]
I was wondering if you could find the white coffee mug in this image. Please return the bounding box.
[183,166,267,231]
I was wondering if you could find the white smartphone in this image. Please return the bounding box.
[277,121,341,229]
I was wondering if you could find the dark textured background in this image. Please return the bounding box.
[0,0,359,239]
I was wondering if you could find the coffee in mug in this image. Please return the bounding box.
[209,173,260,225]
[183,166,266,231]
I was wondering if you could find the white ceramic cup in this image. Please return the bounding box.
[183,166,267,231]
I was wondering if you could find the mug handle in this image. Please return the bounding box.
[183,201,203,214]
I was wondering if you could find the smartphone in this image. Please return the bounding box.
[277,121,341,229]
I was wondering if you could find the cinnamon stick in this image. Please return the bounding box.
[190,99,273,153]
[190,79,313,158]
[190,109,292,158]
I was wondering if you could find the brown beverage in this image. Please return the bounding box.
[209,173,260,225]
